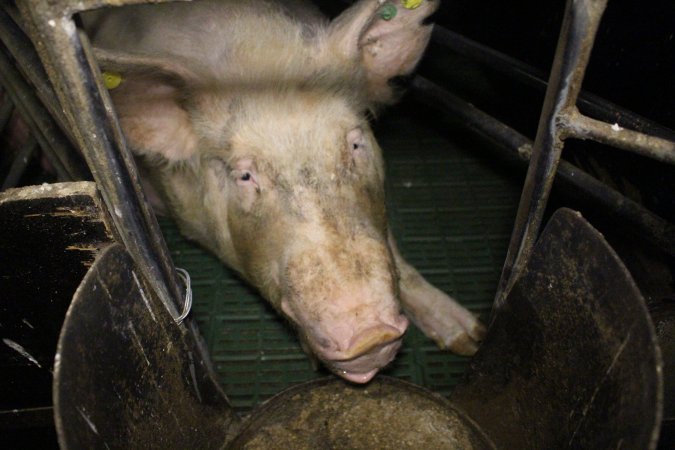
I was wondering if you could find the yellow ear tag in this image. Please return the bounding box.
[402,0,423,9]
[102,71,123,90]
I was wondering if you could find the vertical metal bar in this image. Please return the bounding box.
[494,0,609,308]
[2,136,37,190]
[18,2,184,319]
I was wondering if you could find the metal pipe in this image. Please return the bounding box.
[411,76,533,158]
[0,6,78,146]
[2,136,37,190]
[0,94,13,132]
[494,0,609,308]
[18,1,184,320]
[411,76,675,256]
[561,109,675,165]
[430,25,675,143]
[0,44,80,181]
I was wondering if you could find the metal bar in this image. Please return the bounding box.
[431,25,675,142]
[411,76,533,158]
[0,94,13,132]
[494,0,609,308]
[0,45,75,181]
[2,135,37,190]
[0,6,79,147]
[18,2,184,320]
[411,76,675,256]
[561,109,675,165]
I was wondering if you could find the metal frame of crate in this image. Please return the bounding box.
[0,0,673,444]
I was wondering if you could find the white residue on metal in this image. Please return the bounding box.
[60,17,77,36]
[611,123,622,131]
[127,321,151,367]
[22,319,35,329]
[47,19,56,27]
[132,270,157,323]
[187,351,203,403]
[77,406,99,435]
[3,338,42,368]
[114,206,122,218]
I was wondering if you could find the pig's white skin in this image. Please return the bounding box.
[84,0,485,383]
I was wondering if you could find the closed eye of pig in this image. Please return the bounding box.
[84,0,486,384]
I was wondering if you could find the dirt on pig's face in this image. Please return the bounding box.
[166,88,408,382]
[88,0,443,382]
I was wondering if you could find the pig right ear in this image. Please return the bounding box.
[94,48,199,161]
[328,0,438,105]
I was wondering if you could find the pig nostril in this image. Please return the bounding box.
[342,324,405,360]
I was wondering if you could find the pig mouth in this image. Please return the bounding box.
[320,337,403,384]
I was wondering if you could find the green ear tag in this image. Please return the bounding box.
[102,71,123,90]
[379,4,397,21]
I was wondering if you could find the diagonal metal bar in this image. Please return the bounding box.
[494,0,609,308]
[2,135,37,190]
[17,1,184,319]
[0,5,79,147]
[0,93,14,132]
[0,44,78,182]
[411,76,675,257]
[430,25,675,143]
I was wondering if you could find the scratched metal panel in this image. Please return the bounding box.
[0,181,113,421]
[159,103,522,412]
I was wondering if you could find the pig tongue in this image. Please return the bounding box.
[339,368,379,384]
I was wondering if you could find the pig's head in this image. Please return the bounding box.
[93,0,438,383]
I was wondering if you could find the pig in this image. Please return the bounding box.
[83,0,485,384]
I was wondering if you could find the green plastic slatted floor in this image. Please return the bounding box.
[159,103,522,413]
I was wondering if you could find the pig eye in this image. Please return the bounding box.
[347,127,367,158]
[236,170,257,187]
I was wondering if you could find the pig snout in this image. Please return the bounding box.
[281,295,409,384]
[321,320,409,384]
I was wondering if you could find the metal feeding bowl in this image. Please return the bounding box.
[53,208,662,449]
[227,376,493,449]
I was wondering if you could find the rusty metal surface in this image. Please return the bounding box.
[227,377,495,450]
[54,243,238,449]
[0,182,113,431]
[453,208,663,449]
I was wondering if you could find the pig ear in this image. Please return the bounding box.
[93,48,200,161]
[329,0,438,104]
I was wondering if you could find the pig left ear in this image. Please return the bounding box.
[328,0,439,104]
[92,48,201,162]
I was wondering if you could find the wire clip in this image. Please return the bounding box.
[174,267,193,325]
